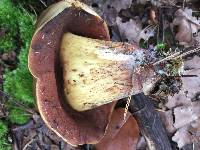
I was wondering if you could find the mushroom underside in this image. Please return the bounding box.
[29,5,116,146]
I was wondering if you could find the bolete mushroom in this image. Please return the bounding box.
[28,0,153,146]
[29,0,116,146]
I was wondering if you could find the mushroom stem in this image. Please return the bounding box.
[60,33,146,111]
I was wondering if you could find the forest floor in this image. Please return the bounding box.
[0,0,200,150]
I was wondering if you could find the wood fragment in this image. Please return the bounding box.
[129,93,172,150]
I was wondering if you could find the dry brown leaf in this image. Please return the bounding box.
[172,125,192,148]
[102,7,117,26]
[171,8,200,46]
[116,17,142,43]
[184,55,200,70]
[173,102,200,129]
[175,8,199,25]
[107,0,132,12]
[116,17,155,43]
[172,119,200,148]
[95,108,140,150]
[137,0,177,6]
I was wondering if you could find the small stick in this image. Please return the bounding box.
[39,0,47,7]
[153,46,200,65]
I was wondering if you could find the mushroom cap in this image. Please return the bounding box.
[28,0,115,146]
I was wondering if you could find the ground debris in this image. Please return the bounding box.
[107,0,132,12]
[172,120,200,149]
[95,108,139,150]
[1,0,200,149]
[116,17,155,43]
[171,8,200,46]
[160,56,200,148]
[173,102,200,129]
[11,114,82,150]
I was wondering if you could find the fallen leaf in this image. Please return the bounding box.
[173,102,200,129]
[137,0,177,6]
[107,0,132,12]
[184,55,200,70]
[172,119,200,148]
[95,108,140,150]
[102,7,118,26]
[175,8,199,26]
[116,17,155,44]
[172,125,192,148]
[171,8,200,46]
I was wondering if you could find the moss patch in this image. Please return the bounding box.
[1,0,36,149]
[2,0,35,122]
[0,121,11,150]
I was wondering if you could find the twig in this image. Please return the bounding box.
[28,4,38,24]
[157,8,164,43]
[142,25,158,43]
[18,4,35,23]
[183,0,186,9]
[39,0,47,7]
[153,46,200,65]
[22,135,37,150]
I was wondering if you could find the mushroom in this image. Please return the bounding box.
[28,0,154,146]
[29,0,116,146]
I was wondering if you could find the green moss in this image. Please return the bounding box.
[0,32,17,52]
[17,7,35,45]
[156,42,166,50]
[0,0,18,52]
[0,121,8,138]
[0,0,18,30]
[0,0,35,52]
[2,0,35,124]
[0,121,11,150]
[8,108,30,124]
[3,5,35,107]
[0,139,11,150]
[4,68,34,106]
[0,1,37,149]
